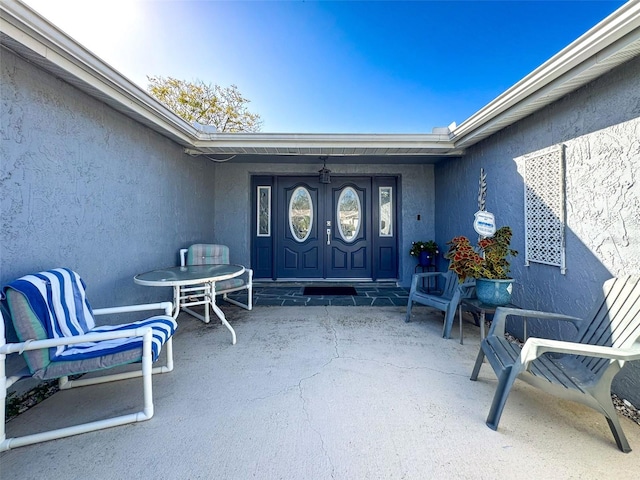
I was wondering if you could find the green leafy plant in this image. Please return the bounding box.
[409,240,439,257]
[444,226,518,282]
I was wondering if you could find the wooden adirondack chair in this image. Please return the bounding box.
[405,269,475,339]
[471,276,640,452]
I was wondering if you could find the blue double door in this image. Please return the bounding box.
[252,175,398,281]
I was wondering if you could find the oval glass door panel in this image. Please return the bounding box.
[289,186,313,242]
[337,187,361,242]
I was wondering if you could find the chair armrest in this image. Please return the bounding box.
[409,271,446,292]
[459,279,476,298]
[180,248,188,266]
[488,307,583,337]
[412,271,446,279]
[520,338,640,366]
[0,326,155,355]
[93,302,173,316]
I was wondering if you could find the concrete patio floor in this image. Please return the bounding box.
[2,305,639,479]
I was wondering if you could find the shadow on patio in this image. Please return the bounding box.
[2,305,639,478]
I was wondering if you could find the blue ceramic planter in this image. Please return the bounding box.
[475,278,514,306]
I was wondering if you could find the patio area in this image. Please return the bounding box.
[237,282,411,306]
[2,305,639,479]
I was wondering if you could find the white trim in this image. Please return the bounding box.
[1,0,197,145]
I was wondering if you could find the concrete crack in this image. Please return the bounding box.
[297,377,336,478]
[293,308,340,478]
[339,354,470,379]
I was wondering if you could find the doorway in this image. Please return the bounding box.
[252,175,398,281]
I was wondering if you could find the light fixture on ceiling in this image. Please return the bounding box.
[318,156,331,184]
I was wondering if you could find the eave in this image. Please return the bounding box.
[186,132,462,157]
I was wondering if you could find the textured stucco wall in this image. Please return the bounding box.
[1,49,217,311]
[435,55,640,405]
[211,162,436,286]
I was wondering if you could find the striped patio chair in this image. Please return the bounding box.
[1,268,177,451]
[179,244,253,311]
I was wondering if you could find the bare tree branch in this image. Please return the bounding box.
[147,76,263,132]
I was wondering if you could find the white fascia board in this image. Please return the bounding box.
[1,0,200,144]
[451,0,640,148]
[188,132,457,154]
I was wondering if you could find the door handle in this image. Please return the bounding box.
[327,228,331,245]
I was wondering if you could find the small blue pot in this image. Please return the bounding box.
[418,251,432,266]
[475,278,514,306]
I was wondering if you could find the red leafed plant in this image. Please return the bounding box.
[444,226,518,282]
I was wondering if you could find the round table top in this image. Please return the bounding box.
[134,264,245,287]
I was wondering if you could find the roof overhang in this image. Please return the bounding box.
[185,132,462,158]
[2,0,640,161]
[0,0,199,147]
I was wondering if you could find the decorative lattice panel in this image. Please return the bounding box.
[522,145,566,273]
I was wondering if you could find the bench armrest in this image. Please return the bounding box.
[488,307,583,337]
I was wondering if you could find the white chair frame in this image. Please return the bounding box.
[1,302,174,451]
[179,248,253,311]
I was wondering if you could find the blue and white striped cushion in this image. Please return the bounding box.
[4,268,176,378]
[10,268,95,357]
[63,316,175,362]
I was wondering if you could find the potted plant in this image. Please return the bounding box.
[444,226,518,305]
[410,240,439,266]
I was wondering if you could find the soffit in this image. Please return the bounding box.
[196,154,456,165]
[186,133,462,158]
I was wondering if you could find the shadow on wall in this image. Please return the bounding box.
[433,118,640,405]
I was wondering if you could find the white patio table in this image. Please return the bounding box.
[134,264,245,344]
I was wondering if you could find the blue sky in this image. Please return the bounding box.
[23,0,627,133]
